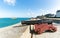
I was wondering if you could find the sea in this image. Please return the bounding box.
[0,18,29,28]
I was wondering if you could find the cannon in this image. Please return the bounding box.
[21,19,53,25]
[21,19,57,34]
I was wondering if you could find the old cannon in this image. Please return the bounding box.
[21,19,57,34]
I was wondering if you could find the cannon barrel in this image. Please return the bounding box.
[21,19,53,25]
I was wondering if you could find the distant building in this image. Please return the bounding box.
[56,10,60,17]
[44,14,55,18]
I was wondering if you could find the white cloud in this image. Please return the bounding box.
[26,8,58,17]
[3,0,16,6]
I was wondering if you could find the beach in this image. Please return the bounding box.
[0,23,60,38]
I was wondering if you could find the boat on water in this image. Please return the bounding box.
[11,17,17,19]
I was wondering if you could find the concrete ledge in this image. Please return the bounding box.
[20,26,31,38]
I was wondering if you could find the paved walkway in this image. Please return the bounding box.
[0,26,27,38]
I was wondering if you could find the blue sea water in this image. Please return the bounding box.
[0,18,29,28]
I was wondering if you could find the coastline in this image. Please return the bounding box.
[0,22,22,30]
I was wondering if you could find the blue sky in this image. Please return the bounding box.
[0,0,60,18]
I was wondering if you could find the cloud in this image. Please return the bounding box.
[26,8,58,17]
[3,0,16,6]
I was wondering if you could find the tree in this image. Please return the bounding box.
[36,15,45,19]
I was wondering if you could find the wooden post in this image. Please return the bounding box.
[31,33,33,38]
[30,25,33,38]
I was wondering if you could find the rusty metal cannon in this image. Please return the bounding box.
[21,19,57,34]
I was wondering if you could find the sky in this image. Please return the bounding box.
[0,0,60,18]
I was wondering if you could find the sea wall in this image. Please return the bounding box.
[20,26,31,38]
[0,23,28,38]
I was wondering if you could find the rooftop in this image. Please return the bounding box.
[57,10,60,12]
